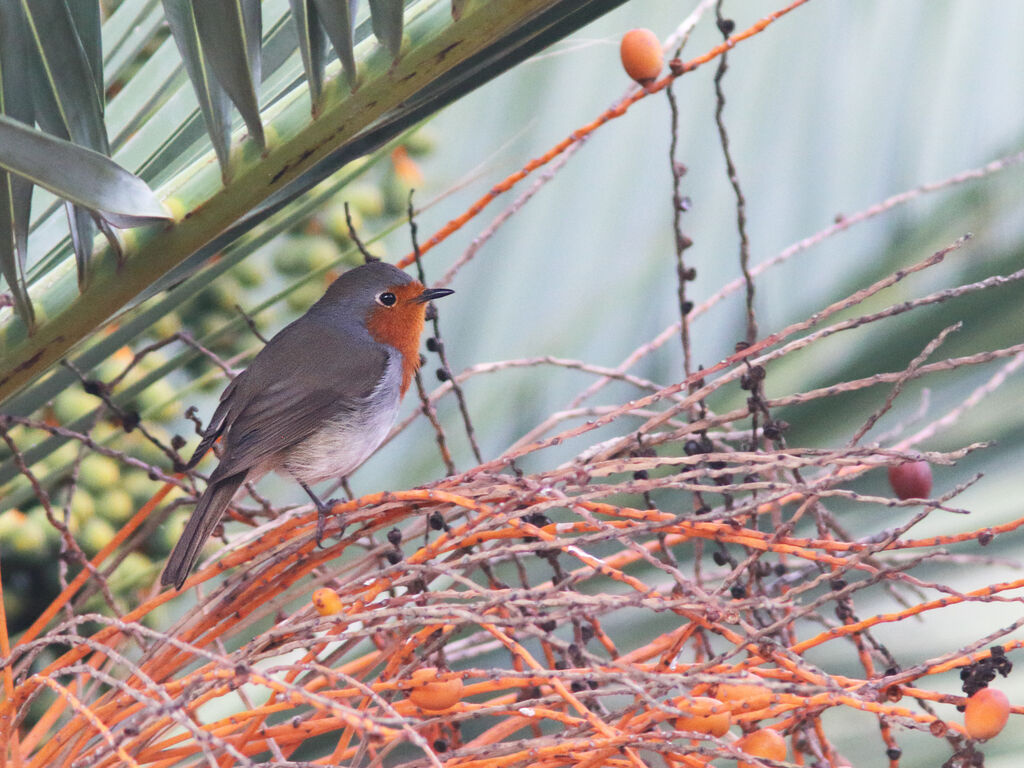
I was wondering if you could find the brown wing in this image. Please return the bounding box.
[208,318,389,481]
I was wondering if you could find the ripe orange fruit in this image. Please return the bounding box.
[675,696,731,737]
[964,687,1010,740]
[714,679,774,711]
[311,587,342,616]
[406,667,464,711]
[619,28,663,84]
[888,460,932,500]
[737,728,786,767]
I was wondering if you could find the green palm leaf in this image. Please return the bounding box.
[0,115,170,227]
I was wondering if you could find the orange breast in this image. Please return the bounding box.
[364,281,427,396]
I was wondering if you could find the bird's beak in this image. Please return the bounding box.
[415,287,455,303]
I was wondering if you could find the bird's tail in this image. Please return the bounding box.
[161,472,246,590]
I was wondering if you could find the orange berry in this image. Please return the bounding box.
[964,687,1010,740]
[675,696,731,737]
[888,460,932,500]
[406,667,464,711]
[619,28,663,84]
[737,728,787,767]
[312,587,342,616]
[714,679,774,711]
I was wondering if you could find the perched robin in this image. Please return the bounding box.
[161,260,453,589]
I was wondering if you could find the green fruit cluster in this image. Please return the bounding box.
[0,407,194,629]
[0,348,191,632]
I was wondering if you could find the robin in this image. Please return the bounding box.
[161,260,453,589]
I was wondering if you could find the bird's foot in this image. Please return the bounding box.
[298,481,346,547]
[314,499,343,547]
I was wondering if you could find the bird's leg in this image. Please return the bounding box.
[298,482,342,546]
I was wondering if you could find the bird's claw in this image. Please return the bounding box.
[315,498,342,547]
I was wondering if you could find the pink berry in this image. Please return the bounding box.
[888,461,932,500]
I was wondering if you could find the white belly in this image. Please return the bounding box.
[281,355,401,485]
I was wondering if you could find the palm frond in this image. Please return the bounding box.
[0,0,628,403]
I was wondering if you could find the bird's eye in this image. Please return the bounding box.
[376,291,397,307]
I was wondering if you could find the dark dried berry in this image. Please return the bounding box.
[886,747,902,760]
[538,619,557,632]
[387,528,403,547]
[83,379,106,396]
[580,625,594,642]
[633,469,649,480]
[830,579,847,591]
[684,440,702,456]
[433,739,448,753]
[713,551,728,566]
[436,368,450,382]
[528,512,552,527]
[682,300,694,315]
[121,411,141,432]
[426,337,440,352]
[717,17,736,35]
[729,584,746,599]
[429,511,445,530]
[384,550,402,565]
